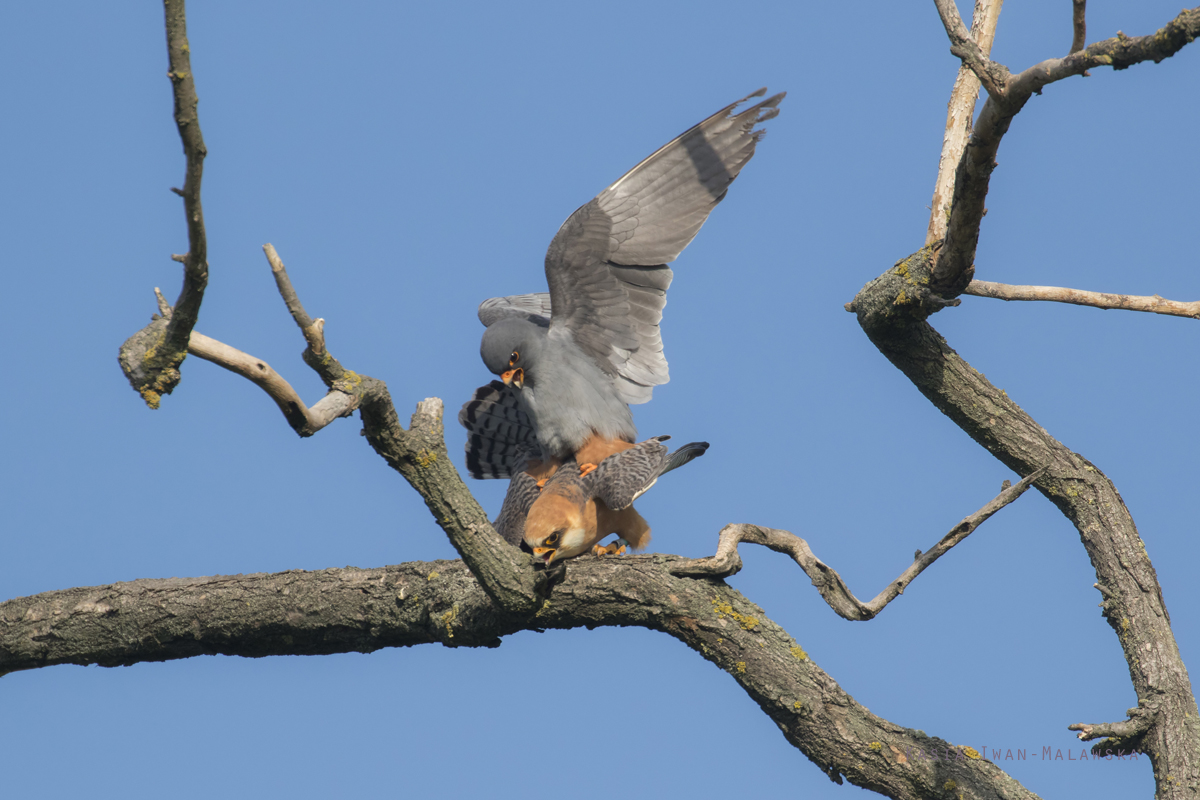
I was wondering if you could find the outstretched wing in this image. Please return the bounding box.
[545,89,785,405]
[458,381,543,479]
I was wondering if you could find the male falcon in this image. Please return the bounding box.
[461,89,784,479]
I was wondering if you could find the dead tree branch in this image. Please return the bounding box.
[671,471,1040,620]
[932,6,1200,296]
[0,559,1041,800]
[927,0,1003,246]
[117,0,209,409]
[851,243,1200,796]
[1071,0,1088,55]
[966,280,1200,319]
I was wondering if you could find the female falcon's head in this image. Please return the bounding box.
[480,317,545,390]
[523,487,595,564]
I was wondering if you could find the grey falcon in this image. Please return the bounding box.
[460,88,784,480]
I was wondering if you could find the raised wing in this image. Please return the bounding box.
[458,380,543,479]
[545,89,784,405]
[477,293,553,328]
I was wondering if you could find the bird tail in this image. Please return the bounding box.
[459,380,541,479]
[661,441,710,476]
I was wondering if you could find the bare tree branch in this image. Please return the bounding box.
[117,0,210,409]
[1070,701,1158,756]
[932,6,1200,295]
[0,559,1042,800]
[850,243,1200,796]
[671,471,1041,620]
[927,0,1003,246]
[930,0,1011,98]
[966,279,1200,319]
[1071,0,1088,55]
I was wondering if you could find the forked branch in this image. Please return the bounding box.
[927,0,1003,246]
[671,471,1041,621]
[931,6,1200,294]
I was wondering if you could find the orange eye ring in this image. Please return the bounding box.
[545,531,561,546]
[509,350,520,367]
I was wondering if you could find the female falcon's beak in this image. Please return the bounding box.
[532,546,556,563]
[501,367,524,389]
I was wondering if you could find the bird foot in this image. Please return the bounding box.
[536,478,547,489]
[578,462,598,478]
[592,538,628,557]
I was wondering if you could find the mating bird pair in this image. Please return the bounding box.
[459,88,785,563]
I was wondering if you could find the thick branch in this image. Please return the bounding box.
[0,559,1040,800]
[117,0,211,409]
[966,280,1200,319]
[927,0,1003,245]
[933,7,1200,295]
[671,471,1039,620]
[851,244,1200,796]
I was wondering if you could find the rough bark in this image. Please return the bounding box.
[850,244,1200,798]
[117,0,209,409]
[0,557,1040,800]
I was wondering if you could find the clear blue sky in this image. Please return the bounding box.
[2,2,1196,798]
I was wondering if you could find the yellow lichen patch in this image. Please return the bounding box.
[736,662,746,674]
[536,599,551,616]
[712,595,759,630]
[943,780,956,791]
[426,571,440,581]
[1122,618,1131,632]
[793,701,803,711]
[441,604,458,638]
[962,746,981,759]
[790,645,808,661]
[868,742,882,751]
[416,449,438,468]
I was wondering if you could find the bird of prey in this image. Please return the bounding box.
[494,436,709,563]
[461,88,784,479]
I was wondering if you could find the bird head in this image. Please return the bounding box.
[523,492,591,564]
[480,318,542,390]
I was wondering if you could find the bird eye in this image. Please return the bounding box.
[509,351,520,366]
[545,531,561,546]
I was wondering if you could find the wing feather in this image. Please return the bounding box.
[545,89,783,404]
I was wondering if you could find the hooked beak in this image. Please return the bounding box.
[532,546,556,564]
[501,367,524,389]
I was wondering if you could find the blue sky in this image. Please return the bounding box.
[2,2,1196,798]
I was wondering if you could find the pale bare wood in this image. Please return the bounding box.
[966,280,1200,319]
[927,0,1003,246]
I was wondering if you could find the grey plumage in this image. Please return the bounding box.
[492,469,541,546]
[587,436,709,511]
[463,89,784,468]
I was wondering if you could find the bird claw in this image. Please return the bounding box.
[536,478,547,489]
[591,539,628,557]
[578,463,598,478]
